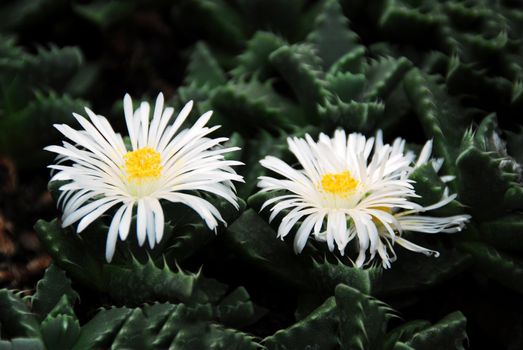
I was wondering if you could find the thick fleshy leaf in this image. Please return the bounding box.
[405,312,467,350]
[32,264,79,320]
[307,0,361,69]
[335,284,391,350]
[263,297,338,350]
[460,242,523,294]
[0,290,41,339]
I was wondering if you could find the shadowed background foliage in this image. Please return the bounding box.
[0,0,522,349]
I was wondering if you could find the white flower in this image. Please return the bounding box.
[257,130,470,268]
[46,93,243,262]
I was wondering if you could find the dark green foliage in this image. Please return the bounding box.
[0,338,45,350]
[0,291,40,339]
[335,284,391,350]
[404,69,471,170]
[34,219,228,306]
[73,307,133,349]
[460,242,523,294]
[31,264,78,321]
[231,32,286,80]
[73,1,137,29]
[226,209,310,288]
[40,297,81,350]
[0,266,262,349]
[371,245,471,296]
[184,42,227,88]
[0,0,68,31]
[456,115,521,219]
[263,283,466,349]
[216,287,264,328]
[307,0,362,69]
[270,44,328,122]
[0,36,88,168]
[3,0,523,348]
[263,297,338,349]
[404,311,467,350]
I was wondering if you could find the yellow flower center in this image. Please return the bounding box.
[321,171,359,196]
[124,147,162,182]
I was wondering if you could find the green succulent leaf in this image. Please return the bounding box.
[0,290,40,339]
[379,0,444,44]
[477,215,523,252]
[235,0,307,40]
[307,0,362,69]
[225,209,310,288]
[270,44,329,122]
[263,297,338,350]
[328,46,366,74]
[34,219,104,289]
[371,244,471,296]
[73,0,136,28]
[184,42,226,88]
[169,323,260,350]
[446,56,512,111]
[404,69,471,172]
[364,56,412,101]
[35,218,227,305]
[460,242,523,294]
[309,258,371,295]
[72,307,133,350]
[335,284,391,350]
[231,31,286,80]
[326,72,366,102]
[319,98,384,132]
[216,287,265,329]
[178,0,246,50]
[409,163,447,208]
[210,79,301,133]
[152,304,213,348]
[0,338,45,350]
[409,163,464,216]
[0,0,66,30]
[40,311,80,350]
[32,264,78,321]
[110,309,151,350]
[386,320,431,347]
[456,146,511,219]
[102,256,226,305]
[404,311,467,350]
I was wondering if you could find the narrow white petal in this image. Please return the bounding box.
[124,94,137,150]
[146,201,155,248]
[106,205,127,262]
[119,203,134,240]
[76,199,120,233]
[395,237,440,257]
[137,199,147,246]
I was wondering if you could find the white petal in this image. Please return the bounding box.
[124,94,137,150]
[146,201,155,248]
[147,198,165,243]
[293,213,319,253]
[395,237,440,257]
[105,205,127,262]
[119,203,134,240]
[76,199,120,233]
[136,199,147,246]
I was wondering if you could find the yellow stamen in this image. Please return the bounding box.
[321,171,358,196]
[124,147,162,182]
